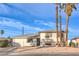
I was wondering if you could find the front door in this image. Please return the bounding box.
[37,38,40,46]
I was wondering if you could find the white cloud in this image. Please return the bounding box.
[0,17,45,31]
[0,17,79,38]
[34,20,55,27]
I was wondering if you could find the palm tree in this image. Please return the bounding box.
[56,3,59,47]
[61,3,77,47]
[59,4,62,47]
[0,30,4,37]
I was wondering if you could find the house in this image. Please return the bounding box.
[12,30,66,47]
[39,30,66,47]
[12,34,40,47]
[71,38,77,43]
[71,37,79,47]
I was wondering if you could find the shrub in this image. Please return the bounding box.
[69,42,75,47]
[69,42,71,47]
[0,40,9,47]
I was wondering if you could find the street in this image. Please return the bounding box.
[0,47,79,56]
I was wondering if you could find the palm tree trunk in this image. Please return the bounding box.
[59,7,62,47]
[66,15,69,47]
[56,3,59,47]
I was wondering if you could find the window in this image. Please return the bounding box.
[45,33,52,39]
[27,39,32,43]
[45,35,49,38]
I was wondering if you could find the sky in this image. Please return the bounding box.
[0,3,79,39]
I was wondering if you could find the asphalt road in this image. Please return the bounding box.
[1,47,79,56]
[8,52,79,56]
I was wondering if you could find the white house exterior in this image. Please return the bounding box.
[39,30,66,47]
[12,30,66,47]
[12,38,32,47]
[12,34,40,47]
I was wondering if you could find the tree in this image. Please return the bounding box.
[56,3,59,46]
[61,3,77,47]
[59,4,62,47]
[0,30,4,37]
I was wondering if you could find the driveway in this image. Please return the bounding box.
[0,47,17,56]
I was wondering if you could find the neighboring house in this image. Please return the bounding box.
[71,38,77,44]
[12,30,66,47]
[71,37,79,47]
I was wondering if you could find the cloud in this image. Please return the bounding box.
[34,20,55,27]
[0,17,79,38]
[0,17,45,31]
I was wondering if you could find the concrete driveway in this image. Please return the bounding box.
[0,47,17,56]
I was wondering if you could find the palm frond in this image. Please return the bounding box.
[60,3,66,9]
[71,4,77,10]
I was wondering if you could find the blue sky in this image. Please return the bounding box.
[0,3,79,39]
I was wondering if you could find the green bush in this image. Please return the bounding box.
[69,42,75,47]
[0,40,9,47]
[69,42,72,47]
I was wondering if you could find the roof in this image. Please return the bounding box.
[71,37,79,40]
[13,33,39,39]
[39,30,65,33]
[13,30,65,39]
[0,37,9,40]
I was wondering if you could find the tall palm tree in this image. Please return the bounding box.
[59,4,62,47]
[61,3,77,47]
[56,3,59,46]
[66,4,77,47]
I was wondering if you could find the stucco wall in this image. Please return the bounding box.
[40,32,66,46]
[40,33,60,42]
[76,39,79,43]
[12,38,32,47]
[72,40,77,44]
